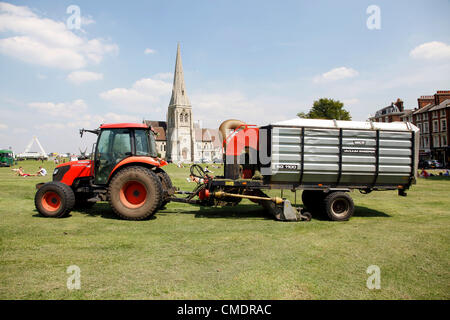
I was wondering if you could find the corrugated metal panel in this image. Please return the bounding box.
[264,120,419,188]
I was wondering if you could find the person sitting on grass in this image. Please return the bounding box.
[36,166,47,176]
[420,169,429,178]
[204,166,213,173]
[186,174,204,184]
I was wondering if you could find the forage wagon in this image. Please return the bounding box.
[35,118,419,221]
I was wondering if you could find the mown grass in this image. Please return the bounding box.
[0,160,449,299]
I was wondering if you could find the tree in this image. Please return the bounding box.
[297,98,352,120]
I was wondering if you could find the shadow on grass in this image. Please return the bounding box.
[32,202,390,222]
[422,176,450,181]
[33,203,156,221]
[354,206,390,218]
[163,203,274,220]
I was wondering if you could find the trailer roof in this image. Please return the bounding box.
[272,118,419,132]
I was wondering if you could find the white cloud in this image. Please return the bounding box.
[154,72,172,80]
[28,101,140,131]
[144,48,156,54]
[35,122,66,130]
[81,15,95,26]
[67,70,103,85]
[313,67,359,83]
[342,98,359,105]
[12,127,28,134]
[0,123,8,130]
[28,99,88,117]
[410,41,450,61]
[99,75,172,111]
[0,2,118,69]
[191,91,288,128]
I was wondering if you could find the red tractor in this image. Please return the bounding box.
[35,123,174,220]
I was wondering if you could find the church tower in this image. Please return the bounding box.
[166,43,195,162]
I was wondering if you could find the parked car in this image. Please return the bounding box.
[419,159,443,169]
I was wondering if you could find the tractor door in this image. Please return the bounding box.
[94,129,132,184]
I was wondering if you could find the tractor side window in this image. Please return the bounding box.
[134,129,149,156]
[97,130,112,154]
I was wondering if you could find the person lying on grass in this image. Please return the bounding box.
[12,167,37,177]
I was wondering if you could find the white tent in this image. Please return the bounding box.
[17,136,48,159]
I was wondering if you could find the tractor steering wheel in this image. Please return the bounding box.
[190,164,208,180]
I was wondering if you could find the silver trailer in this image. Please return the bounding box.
[262,118,419,190]
[174,118,420,222]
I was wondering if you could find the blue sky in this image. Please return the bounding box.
[0,0,449,153]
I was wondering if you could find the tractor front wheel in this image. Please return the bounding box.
[35,182,75,218]
[108,166,163,220]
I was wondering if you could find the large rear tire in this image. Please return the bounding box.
[321,192,354,221]
[155,169,173,209]
[108,166,163,220]
[35,182,75,218]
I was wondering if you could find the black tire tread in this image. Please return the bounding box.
[155,169,173,208]
[108,166,163,220]
[34,181,75,218]
[321,191,354,221]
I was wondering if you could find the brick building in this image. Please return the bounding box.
[412,90,450,166]
[369,98,413,123]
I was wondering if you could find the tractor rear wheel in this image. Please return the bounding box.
[155,169,173,209]
[35,182,75,218]
[108,166,163,220]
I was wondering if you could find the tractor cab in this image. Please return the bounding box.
[93,123,159,184]
[36,122,172,221]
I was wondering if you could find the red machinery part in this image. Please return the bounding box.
[55,160,93,186]
[224,125,259,156]
[198,188,210,200]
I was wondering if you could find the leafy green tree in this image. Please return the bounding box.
[297,98,352,120]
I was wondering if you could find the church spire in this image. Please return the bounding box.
[169,43,190,107]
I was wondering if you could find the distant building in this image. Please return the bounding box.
[412,91,450,166]
[145,44,222,162]
[369,98,413,123]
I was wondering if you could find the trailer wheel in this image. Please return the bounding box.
[155,169,173,209]
[108,166,163,220]
[35,182,75,218]
[302,190,325,212]
[321,192,354,221]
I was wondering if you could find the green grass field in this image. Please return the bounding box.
[0,160,449,299]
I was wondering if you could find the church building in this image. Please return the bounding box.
[145,44,222,163]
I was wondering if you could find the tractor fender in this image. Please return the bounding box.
[108,156,167,180]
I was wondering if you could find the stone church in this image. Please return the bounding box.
[145,44,222,163]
